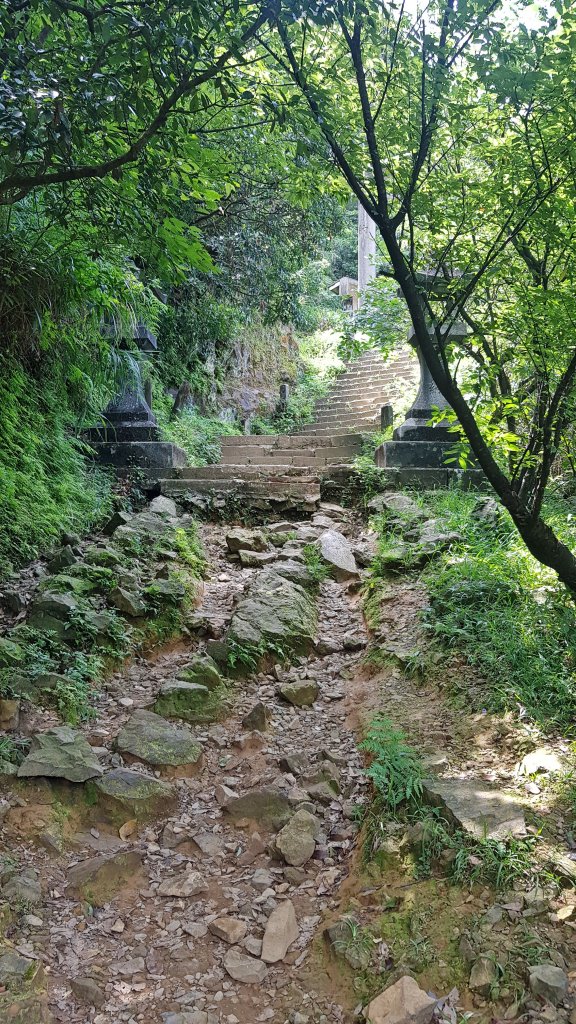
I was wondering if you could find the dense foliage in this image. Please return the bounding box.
[265,0,576,594]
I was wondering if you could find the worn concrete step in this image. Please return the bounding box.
[304,414,380,427]
[219,432,363,448]
[220,449,360,468]
[292,423,377,436]
[178,464,314,480]
[220,445,360,460]
[162,478,320,497]
[311,401,387,413]
[327,368,412,385]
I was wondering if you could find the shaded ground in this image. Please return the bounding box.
[0,507,575,1024]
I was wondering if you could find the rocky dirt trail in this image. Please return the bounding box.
[1,496,575,1024]
[0,505,376,1024]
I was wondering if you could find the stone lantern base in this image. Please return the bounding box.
[84,389,187,471]
[375,322,484,487]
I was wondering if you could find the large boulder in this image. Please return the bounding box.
[27,592,79,640]
[92,768,177,821]
[67,850,144,905]
[18,727,103,783]
[223,785,292,831]
[423,777,525,839]
[316,530,359,582]
[366,976,437,1024]
[238,550,277,568]
[225,529,268,554]
[149,496,177,518]
[226,569,317,658]
[272,560,314,588]
[367,492,427,523]
[108,587,145,617]
[115,710,203,776]
[114,511,174,541]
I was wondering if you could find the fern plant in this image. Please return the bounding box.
[360,716,424,811]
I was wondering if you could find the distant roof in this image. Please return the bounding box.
[329,276,359,296]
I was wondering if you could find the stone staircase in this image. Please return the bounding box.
[292,346,417,435]
[156,347,417,510]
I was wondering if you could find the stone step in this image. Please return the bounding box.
[179,464,314,480]
[311,401,387,413]
[220,448,360,468]
[303,413,380,428]
[328,372,414,391]
[219,432,363,448]
[324,379,414,396]
[221,442,361,458]
[162,477,320,497]
[292,423,377,436]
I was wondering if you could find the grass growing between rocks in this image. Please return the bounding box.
[0,517,208,724]
[302,544,331,586]
[369,488,576,735]
[226,636,293,675]
[359,714,544,891]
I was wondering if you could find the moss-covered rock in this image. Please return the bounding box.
[175,654,222,691]
[27,592,79,640]
[115,710,203,775]
[0,637,25,669]
[152,680,220,724]
[144,578,186,607]
[226,568,317,661]
[18,726,103,783]
[225,528,269,553]
[91,767,177,821]
[84,545,123,567]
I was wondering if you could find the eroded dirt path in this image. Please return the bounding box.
[2,503,575,1024]
[2,511,374,1024]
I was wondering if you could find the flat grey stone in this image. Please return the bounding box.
[423,777,525,839]
[529,964,568,1004]
[223,947,267,984]
[115,710,203,771]
[18,726,103,783]
[366,975,437,1024]
[317,530,359,581]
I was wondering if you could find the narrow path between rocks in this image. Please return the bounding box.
[3,508,373,1024]
[2,499,575,1024]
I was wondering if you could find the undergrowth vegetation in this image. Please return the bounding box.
[0,518,207,724]
[360,715,543,891]
[371,489,576,734]
[0,351,116,580]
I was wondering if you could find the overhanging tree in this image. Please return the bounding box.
[0,0,275,204]
[263,0,576,594]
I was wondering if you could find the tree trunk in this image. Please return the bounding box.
[378,220,576,597]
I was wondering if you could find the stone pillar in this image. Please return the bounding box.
[357,203,377,305]
[84,321,187,470]
[375,319,478,483]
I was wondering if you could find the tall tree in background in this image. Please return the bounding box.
[263,0,576,594]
